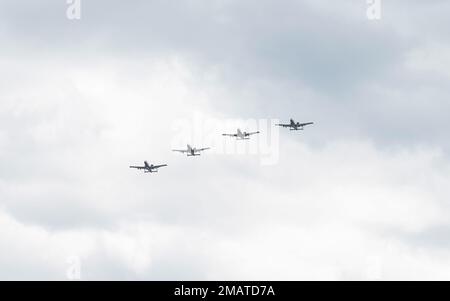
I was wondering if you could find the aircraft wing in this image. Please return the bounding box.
[197,147,210,152]
[247,131,260,136]
[276,124,290,127]
[172,149,188,153]
[299,122,314,127]
[130,166,145,170]
[222,133,238,137]
[153,164,168,169]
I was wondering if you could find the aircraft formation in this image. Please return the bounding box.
[129,118,314,174]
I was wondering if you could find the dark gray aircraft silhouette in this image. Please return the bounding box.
[222,128,260,140]
[172,144,210,156]
[277,119,314,131]
[130,161,167,173]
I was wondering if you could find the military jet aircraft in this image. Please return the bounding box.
[129,161,167,173]
[276,119,314,131]
[222,128,260,140]
[172,144,210,156]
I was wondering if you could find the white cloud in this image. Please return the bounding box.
[1,1,450,280]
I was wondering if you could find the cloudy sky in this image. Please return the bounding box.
[1,0,450,280]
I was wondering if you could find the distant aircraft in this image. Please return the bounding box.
[172,144,210,156]
[129,161,168,173]
[222,128,260,140]
[276,119,314,131]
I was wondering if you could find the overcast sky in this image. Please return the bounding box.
[1,0,450,280]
